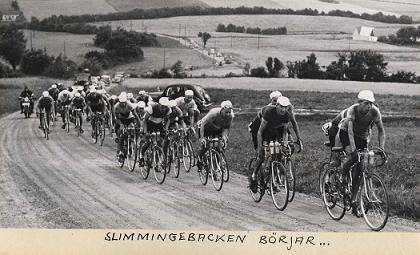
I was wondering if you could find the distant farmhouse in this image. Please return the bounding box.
[1,10,21,22]
[353,26,378,42]
[0,0,24,23]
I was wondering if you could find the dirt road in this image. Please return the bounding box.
[0,112,418,231]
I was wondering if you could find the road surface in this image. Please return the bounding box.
[0,112,418,231]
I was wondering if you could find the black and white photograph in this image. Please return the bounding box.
[0,0,418,253]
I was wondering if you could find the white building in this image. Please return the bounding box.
[1,11,20,22]
[352,26,378,42]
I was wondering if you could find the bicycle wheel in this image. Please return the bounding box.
[100,119,106,146]
[198,155,209,185]
[221,152,229,183]
[139,148,151,180]
[76,116,81,137]
[153,147,166,184]
[210,149,224,191]
[94,119,99,144]
[50,109,55,126]
[127,135,137,172]
[166,142,173,175]
[270,161,289,211]
[182,140,193,172]
[319,162,330,196]
[284,158,296,203]
[321,167,346,220]
[248,157,264,203]
[360,173,389,231]
[171,142,181,178]
[65,111,70,133]
[43,115,49,140]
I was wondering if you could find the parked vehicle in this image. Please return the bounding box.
[100,75,111,86]
[149,84,212,112]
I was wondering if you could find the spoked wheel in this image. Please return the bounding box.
[139,149,151,180]
[221,152,229,183]
[319,162,330,196]
[210,149,224,191]
[100,120,106,146]
[118,136,126,168]
[248,157,264,203]
[50,110,55,126]
[153,147,166,184]
[182,140,193,172]
[93,120,99,144]
[170,142,181,178]
[43,116,49,140]
[75,117,81,137]
[65,112,70,133]
[198,155,209,185]
[360,173,389,231]
[284,158,296,203]
[127,135,137,172]
[270,161,289,211]
[321,167,346,220]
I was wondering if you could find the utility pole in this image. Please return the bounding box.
[29,31,33,51]
[63,40,66,58]
[179,24,181,42]
[130,20,132,31]
[230,35,232,48]
[257,33,260,49]
[184,24,187,46]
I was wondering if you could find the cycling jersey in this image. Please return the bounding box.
[175,97,197,117]
[48,88,60,101]
[145,103,171,124]
[58,91,73,105]
[168,106,183,128]
[114,102,135,119]
[71,97,85,109]
[199,107,234,136]
[86,92,103,106]
[344,104,381,140]
[37,96,54,111]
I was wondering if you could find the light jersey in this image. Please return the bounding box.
[168,106,183,123]
[200,107,234,131]
[262,106,291,130]
[175,97,197,116]
[145,103,171,124]
[114,102,135,119]
[340,103,382,140]
[57,91,73,103]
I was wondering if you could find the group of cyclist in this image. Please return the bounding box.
[24,82,386,214]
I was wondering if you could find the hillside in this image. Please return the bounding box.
[105,0,209,12]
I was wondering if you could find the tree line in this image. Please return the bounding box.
[25,6,415,34]
[0,23,158,78]
[246,51,418,83]
[216,24,287,35]
[378,25,420,45]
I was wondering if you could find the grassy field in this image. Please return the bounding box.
[343,0,420,20]
[22,30,99,64]
[122,77,420,96]
[18,0,116,19]
[107,85,419,220]
[101,15,420,73]
[105,0,209,12]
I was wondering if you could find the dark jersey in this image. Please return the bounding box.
[48,88,60,101]
[262,107,290,130]
[20,89,33,98]
[38,97,53,110]
[86,92,103,106]
[72,97,85,109]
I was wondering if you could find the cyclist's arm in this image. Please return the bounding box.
[257,119,268,151]
[289,109,301,142]
[221,128,229,142]
[188,107,195,127]
[375,119,386,150]
[347,119,356,152]
[143,111,150,134]
[131,108,141,127]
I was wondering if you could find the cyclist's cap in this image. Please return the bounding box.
[137,101,146,108]
[269,91,282,99]
[138,90,146,95]
[159,97,170,106]
[42,91,49,97]
[185,90,194,97]
[75,92,81,97]
[277,96,291,106]
[127,92,133,99]
[357,90,375,103]
[168,100,177,108]
[89,87,96,93]
[221,100,233,109]
[51,84,57,89]
[119,93,127,103]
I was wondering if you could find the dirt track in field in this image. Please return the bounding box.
[0,112,418,231]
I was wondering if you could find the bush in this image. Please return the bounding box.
[387,71,417,83]
[0,62,13,78]
[44,55,77,79]
[20,50,53,75]
[250,66,268,78]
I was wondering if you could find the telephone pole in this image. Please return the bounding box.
[163,47,166,68]
[63,40,66,58]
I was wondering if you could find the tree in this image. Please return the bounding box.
[265,57,274,77]
[325,53,348,80]
[104,34,144,61]
[94,25,112,47]
[171,60,186,78]
[273,57,285,77]
[0,24,26,70]
[44,55,77,79]
[11,0,20,11]
[346,50,387,82]
[198,32,211,48]
[250,66,268,78]
[21,50,53,75]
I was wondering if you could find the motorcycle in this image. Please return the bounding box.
[19,97,33,118]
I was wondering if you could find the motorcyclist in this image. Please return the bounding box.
[19,86,34,114]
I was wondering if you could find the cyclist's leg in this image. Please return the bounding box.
[38,110,43,128]
[350,138,368,203]
[340,130,356,179]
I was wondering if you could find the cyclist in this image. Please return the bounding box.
[35,91,54,130]
[139,97,172,166]
[48,84,60,119]
[249,96,302,193]
[19,86,34,114]
[196,100,234,171]
[175,90,199,130]
[136,90,153,106]
[113,92,142,158]
[168,99,184,130]
[57,89,73,129]
[135,101,147,120]
[338,90,385,209]
[86,87,107,132]
[70,92,86,133]
[127,93,137,104]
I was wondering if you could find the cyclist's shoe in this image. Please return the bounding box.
[20,110,23,114]
[249,177,258,193]
[196,160,203,172]
[139,158,145,167]
[80,128,84,134]
[61,124,66,129]
[351,202,361,217]
[38,125,43,130]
